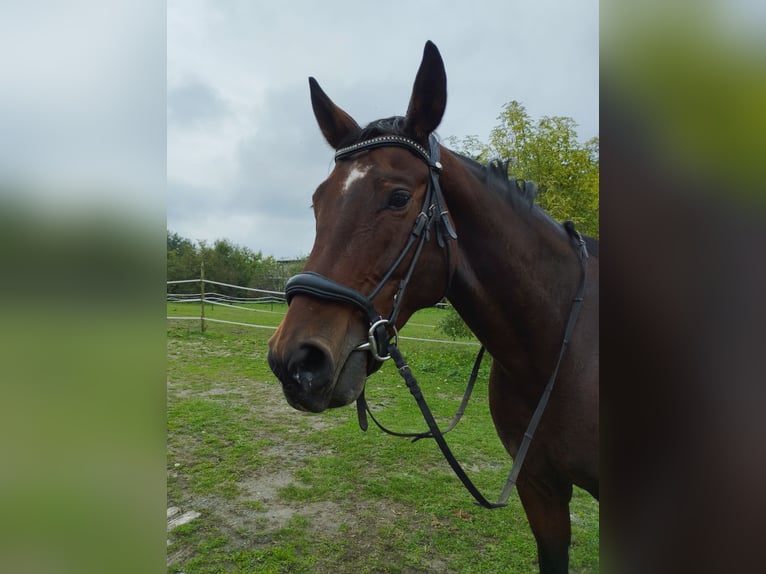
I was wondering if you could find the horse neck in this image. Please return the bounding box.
[441,153,581,377]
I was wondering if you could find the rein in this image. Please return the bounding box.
[384,224,589,508]
[283,133,590,509]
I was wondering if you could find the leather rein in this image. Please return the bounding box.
[284,134,589,509]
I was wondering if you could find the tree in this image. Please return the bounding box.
[198,239,265,297]
[166,231,306,296]
[167,231,200,293]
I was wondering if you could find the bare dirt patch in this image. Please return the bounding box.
[167,367,384,569]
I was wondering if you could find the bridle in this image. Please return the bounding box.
[283,133,590,509]
[284,133,456,363]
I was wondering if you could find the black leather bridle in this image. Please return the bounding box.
[283,133,590,509]
[284,133,456,363]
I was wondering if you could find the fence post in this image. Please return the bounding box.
[200,261,206,333]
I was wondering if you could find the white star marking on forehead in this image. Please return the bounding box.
[340,162,371,194]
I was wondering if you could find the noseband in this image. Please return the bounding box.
[284,133,457,362]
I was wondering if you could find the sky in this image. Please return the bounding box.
[168,0,599,259]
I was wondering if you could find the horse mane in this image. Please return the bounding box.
[453,153,537,213]
[456,152,600,256]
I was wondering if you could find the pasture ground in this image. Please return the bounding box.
[166,302,599,573]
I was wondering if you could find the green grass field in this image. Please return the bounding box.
[167,301,599,573]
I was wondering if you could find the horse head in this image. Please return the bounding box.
[267,41,456,413]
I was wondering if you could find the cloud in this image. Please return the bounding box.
[0,1,164,206]
[167,80,328,258]
[166,1,600,258]
[168,80,231,128]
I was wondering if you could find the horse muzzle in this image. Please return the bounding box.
[267,340,334,412]
[267,336,370,413]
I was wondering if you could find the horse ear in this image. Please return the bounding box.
[309,77,360,149]
[404,41,447,140]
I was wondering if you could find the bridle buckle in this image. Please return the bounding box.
[355,318,398,362]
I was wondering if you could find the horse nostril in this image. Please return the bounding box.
[287,344,332,391]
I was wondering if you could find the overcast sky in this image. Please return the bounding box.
[167,0,599,259]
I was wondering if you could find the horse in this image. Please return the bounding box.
[267,41,598,574]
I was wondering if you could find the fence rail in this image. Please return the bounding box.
[167,277,478,346]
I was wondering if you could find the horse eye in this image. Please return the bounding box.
[387,190,411,210]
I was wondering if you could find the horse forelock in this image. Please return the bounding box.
[336,116,430,150]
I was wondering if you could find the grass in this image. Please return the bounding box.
[167,302,599,572]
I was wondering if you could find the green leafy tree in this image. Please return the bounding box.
[199,239,265,297]
[167,231,200,294]
[437,306,473,340]
[166,230,307,297]
[257,255,307,293]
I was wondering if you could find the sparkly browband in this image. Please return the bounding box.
[334,135,434,167]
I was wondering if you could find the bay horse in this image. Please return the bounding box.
[267,41,598,574]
